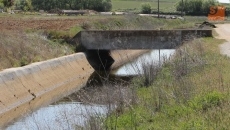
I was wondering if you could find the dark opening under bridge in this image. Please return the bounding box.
[75,29,212,70]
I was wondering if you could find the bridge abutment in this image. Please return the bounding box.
[85,50,114,71]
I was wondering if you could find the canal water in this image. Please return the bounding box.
[6,49,175,130]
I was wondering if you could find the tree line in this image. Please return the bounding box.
[176,0,229,16]
[0,0,112,12]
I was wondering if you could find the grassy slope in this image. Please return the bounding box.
[0,30,75,70]
[105,37,230,129]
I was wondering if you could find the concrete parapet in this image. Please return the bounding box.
[79,29,212,50]
[0,53,94,128]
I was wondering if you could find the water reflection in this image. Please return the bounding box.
[112,49,175,76]
[6,102,108,130]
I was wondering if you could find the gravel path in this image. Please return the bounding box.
[214,24,230,56]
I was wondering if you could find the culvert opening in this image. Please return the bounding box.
[85,50,114,71]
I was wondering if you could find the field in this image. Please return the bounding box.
[112,0,180,12]
[0,14,86,31]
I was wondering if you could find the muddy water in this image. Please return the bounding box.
[6,49,174,130]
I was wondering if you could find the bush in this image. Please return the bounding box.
[176,0,217,16]
[0,2,4,9]
[14,0,32,11]
[141,3,151,14]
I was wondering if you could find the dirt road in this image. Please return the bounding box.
[214,24,230,56]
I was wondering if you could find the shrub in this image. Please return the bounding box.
[176,0,218,16]
[141,3,151,14]
[0,2,4,9]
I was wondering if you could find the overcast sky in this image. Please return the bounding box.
[218,0,230,3]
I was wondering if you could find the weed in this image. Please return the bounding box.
[189,91,224,111]
[103,37,230,129]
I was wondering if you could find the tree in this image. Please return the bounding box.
[176,0,218,15]
[3,0,14,8]
[202,0,217,14]
[141,3,151,14]
[15,0,32,11]
[0,0,4,9]
[31,0,112,12]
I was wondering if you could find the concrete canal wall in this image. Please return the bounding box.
[79,29,212,50]
[0,53,94,127]
[0,50,148,127]
[110,50,149,69]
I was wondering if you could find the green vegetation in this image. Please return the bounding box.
[0,0,112,12]
[2,0,14,8]
[14,0,32,11]
[87,15,202,30]
[177,0,218,15]
[103,38,230,129]
[112,0,178,12]
[32,0,112,12]
[141,3,151,14]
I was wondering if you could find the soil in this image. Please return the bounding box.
[0,15,85,31]
[214,24,230,56]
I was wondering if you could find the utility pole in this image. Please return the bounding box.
[181,0,184,17]
[158,0,159,18]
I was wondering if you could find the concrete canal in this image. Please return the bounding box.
[5,49,174,130]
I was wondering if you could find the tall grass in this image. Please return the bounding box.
[102,37,230,129]
[0,30,74,70]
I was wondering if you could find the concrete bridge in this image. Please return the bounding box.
[77,29,212,50]
[74,29,212,70]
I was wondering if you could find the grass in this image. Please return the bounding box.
[111,0,179,12]
[0,30,75,70]
[88,15,203,30]
[102,37,230,129]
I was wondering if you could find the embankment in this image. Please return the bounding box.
[0,53,94,128]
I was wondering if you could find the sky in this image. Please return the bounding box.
[217,0,230,3]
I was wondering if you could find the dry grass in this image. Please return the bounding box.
[0,30,74,70]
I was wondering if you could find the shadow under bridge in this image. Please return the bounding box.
[75,29,212,70]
